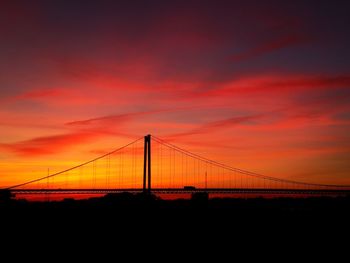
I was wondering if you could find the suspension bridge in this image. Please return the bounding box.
[3,135,350,198]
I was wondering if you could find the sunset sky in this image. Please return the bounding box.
[1,0,350,187]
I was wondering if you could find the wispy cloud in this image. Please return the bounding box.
[185,74,350,100]
[66,112,153,126]
[11,87,102,106]
[16,88,66,99]
[0,132,99,156]
[166,114,263,139]
[230,34,309,62]
[65,108,190,127]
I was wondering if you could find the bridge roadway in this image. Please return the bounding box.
[10,188,350,195]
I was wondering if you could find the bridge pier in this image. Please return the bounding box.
[143,134,151,193]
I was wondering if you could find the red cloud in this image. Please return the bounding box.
[186,74,350,100]
[16,89,65,99]
[166,114,263,139]
[65,108,190,127]
[66,114,142,126]
[12,87,102,106]
[0,132,100,156]
[54,57,155,91]
[65,111,162,126]
[230,34,309,62]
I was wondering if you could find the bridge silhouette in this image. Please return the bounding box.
[4,135,350,197]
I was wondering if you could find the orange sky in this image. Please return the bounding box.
[1,1,350,188]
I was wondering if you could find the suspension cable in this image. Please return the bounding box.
[5,137,144,190]
[152,135,350,189]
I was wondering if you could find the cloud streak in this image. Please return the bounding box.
[184,74,350,100]
[166,114,263,139]
[65,107,192,127]
[230,34,309,62]
[0,132,99,156]
[66,111,161,126]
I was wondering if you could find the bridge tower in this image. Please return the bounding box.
[143,134,151,193]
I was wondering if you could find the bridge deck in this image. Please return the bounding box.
[10,188,350,195]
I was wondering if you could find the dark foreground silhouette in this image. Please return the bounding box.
[2,191,350,220]
[1,191,350,246]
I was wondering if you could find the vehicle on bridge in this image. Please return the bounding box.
[184,186,196,190]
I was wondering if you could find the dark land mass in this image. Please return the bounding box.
[1,191,350,222]
[1,191,349,251]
